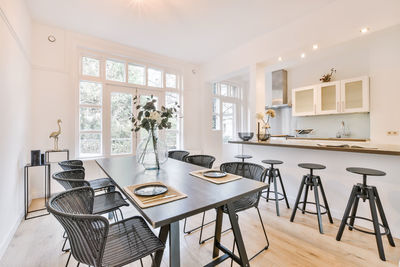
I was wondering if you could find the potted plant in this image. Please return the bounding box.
[256,109,276,141]
[131,95,179,170]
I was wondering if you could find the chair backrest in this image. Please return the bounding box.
[52,169,89,190]
[47,187,109,267]
[185,155,215,168]
[59,160,84,171]
[168,150,190,161]
[220,162,266,210]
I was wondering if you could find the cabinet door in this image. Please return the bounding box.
[316,81,341,115]
[292,86,316,116]
[340,76,369,113]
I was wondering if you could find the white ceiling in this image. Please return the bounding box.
[25,0,335,63]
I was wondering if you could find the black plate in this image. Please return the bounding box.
[134,184,168,197]
[203,171,227,178]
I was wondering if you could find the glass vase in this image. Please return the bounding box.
[136,129,168,170]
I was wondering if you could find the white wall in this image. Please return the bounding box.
[0,0,31,259]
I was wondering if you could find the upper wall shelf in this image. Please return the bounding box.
[292,76,369,117]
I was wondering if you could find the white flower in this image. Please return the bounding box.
[149,111,162,125]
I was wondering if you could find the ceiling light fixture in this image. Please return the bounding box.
[278,57,282,62]
[301,53,306,59]
[312,44,318,50]
[360,27,369,34]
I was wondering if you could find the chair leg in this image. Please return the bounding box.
[272,172,280,216]
[118,208,124,220]
[336,185,358,241]
[198,211,207,244]
[373,187,395,247]
[368,188,386,261]
[290,175,307,222]
[312,178,324,234]
[65,252,71,267]
[140,258,144,267]
[318,177,333,224]
[348,195,360,230]
[277,169,290,209]
[62,236,70,252]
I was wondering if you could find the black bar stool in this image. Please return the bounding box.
[290,163,333,234]
[234,154,252,162]
[261,160,290,216]
[336,167,395,261]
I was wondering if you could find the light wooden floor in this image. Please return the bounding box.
[1,199,399,267]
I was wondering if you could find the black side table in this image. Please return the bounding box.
[45,149,69,163]
[24,163,50,220]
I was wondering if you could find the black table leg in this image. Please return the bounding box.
[212,207,223,258]
[169,221,180,267]
[226,202,249,267]
[153,225,169,267]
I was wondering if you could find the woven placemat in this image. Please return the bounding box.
[189,169,242,184]
[123,181,187,209]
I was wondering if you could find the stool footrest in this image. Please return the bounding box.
[261,191,285,201]
[346,216,390,236]
[296,201,328,215]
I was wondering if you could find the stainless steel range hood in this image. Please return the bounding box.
[265,69,291,109]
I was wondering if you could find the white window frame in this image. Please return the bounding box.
[76,49,183,158]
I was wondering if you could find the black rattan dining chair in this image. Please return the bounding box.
[199,162,270,264]
[53,169,129,253]
[47,187,165,267]
[184,155,215,168]
[183,155,216,241]
[58,160,114,192]
[168,150,190,161]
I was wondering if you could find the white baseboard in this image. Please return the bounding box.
[0,211,24,261]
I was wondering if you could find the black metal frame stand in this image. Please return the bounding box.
[24,163,51,220]
[45,149,70,163]
[290,169,333,234]
[336,175,395,261]
[261,166,290,216]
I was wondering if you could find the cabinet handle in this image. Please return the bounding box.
[342,101,345,112]
[337,102,339,112]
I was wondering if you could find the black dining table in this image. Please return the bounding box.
[96,156,267,267]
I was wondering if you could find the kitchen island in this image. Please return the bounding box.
[229,139,400,156]
[228,138,400,239]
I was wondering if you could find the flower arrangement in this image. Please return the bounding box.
[131,95,179,169]
[320,68,336,82]
[131,95,179,132]
[256,109,276,129]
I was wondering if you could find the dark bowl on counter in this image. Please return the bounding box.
[238,132,254,141]
[257,133,271,141]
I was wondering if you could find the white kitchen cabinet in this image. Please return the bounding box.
[292,76,369,116]
[340,76,369,113]
[292,85,317,116]
[316,81,341,115]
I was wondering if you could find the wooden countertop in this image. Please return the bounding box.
[229,139,400,156]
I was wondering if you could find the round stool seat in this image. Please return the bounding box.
[346,167,386,176]
[262,160,283,165]
[235,154,252,160]
[298,163,326,170]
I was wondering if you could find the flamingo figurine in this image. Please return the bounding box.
[49,119,62,151]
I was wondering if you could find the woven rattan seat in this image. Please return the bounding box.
[47,187,164,267]
[168,150,190,161]
[185,155,215,168]
[93,191,129,215]
[102,216,165,266]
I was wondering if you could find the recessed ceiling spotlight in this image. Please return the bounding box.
[301,53,306,59]
[360,27,369,34]
[312,44,319,50]
[278,57,282,62]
